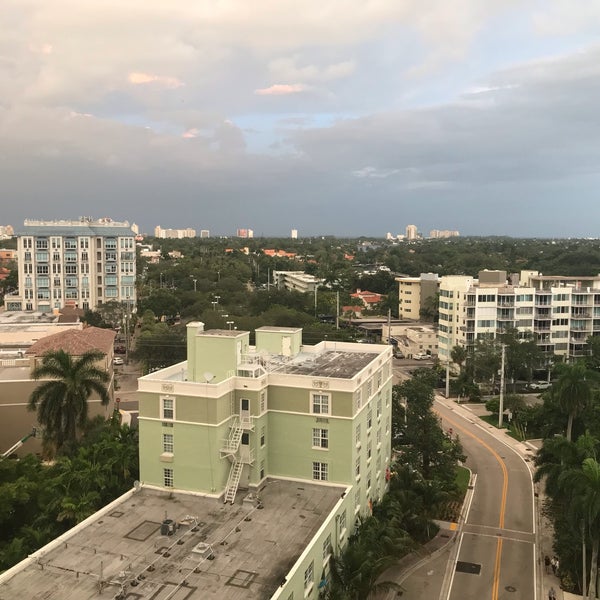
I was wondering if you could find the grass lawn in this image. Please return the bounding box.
[454,465,470,498]
[478,414,526,441]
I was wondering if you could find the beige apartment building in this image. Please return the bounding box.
[396,273,440,320]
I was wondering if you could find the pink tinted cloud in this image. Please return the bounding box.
[254,83,306,96]
[128,72,184,89]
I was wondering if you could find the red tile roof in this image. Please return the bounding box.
[26,327,116,357]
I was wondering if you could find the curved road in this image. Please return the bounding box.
[435,397,536,600]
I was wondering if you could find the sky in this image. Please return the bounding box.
[2,1,600,238]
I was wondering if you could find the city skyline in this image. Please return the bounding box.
[2,3,600,237]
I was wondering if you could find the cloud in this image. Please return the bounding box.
[268,57,355,83]
[128,72,184,89]
[352,166,399,179]
[254,84,307,96]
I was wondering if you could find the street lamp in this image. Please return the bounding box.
[192,278,197,292]
[226,321,234,330]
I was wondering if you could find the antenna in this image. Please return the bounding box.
[203,372,215,383]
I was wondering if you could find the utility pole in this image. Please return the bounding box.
[498,344,506,429]
[387,308,392,344]
[336,291,339,330]
[445,358,450,399]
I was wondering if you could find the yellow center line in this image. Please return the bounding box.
[437,410,509,600]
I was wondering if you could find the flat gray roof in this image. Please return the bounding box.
[0,480,345,600]
[275,350,380,379]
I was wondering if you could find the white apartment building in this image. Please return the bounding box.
[438,269,600,362]
[272,270,323,293]
[6,218,136,313]
[154,226,196,239]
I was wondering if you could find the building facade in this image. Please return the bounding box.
[154,226,197,238]
[396,273,440,320]
[438,269,600,362]
[138,324,392,504]
[7,219,136,313]
[272,270,323,293]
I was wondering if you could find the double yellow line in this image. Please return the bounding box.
[441,411,509,600]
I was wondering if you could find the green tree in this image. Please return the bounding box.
[553,362,595,442]
[28,350,110,455]
[450,345,467,373]
[559,458,600,599]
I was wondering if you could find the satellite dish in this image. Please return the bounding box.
[203,372,215,383]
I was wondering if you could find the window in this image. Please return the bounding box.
[312,393,330,415]
[477,294,496,302]
[355,424,361,447]
[312,428,329,449]
[161,397,175,420]
[338,510,347,536]
[367,408,372,429]
[260,426,265,447]
[36,239,48,250]
[163,468,174,488]
[323,534,332,562]
[260,391,267,413]
[312,462,328,481]
[355,457,361,479]
[355,490,361,514]
[260,459,265,480]
[304,561,314,593]
[355,388,362,411]
[162,433,174,453]
[367,441,372,461]
[367,379,372,398]
[376,397,382,419]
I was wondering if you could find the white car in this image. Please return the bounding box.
[529,380,550,390]
[113,357,124,366]
[413,353,430,361]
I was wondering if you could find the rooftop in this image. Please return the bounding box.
[273,349,380,378]
[0,480,346,600]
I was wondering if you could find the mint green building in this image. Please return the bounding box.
[137,323,394,599]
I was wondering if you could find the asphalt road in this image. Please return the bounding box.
[435,397,536,600]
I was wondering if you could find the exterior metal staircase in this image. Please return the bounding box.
[224,459,243,504]
[220,417,242,458]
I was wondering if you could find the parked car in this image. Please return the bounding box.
[413,353,430,361]
[113,357,124,366]
[114,345,126,354]
[529,380,550,390]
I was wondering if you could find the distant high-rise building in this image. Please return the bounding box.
[237,228,254,238]
[154,226,196,239]
[8,218,136,313]
[131,223,139,235]
[200,230,210,238]
[405,224,418,240]
[429,229,460,239]
[291,229,298,239]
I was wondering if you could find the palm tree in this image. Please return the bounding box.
[559,458,600,600]
[28,350,110,455]
[553,362,594,442]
